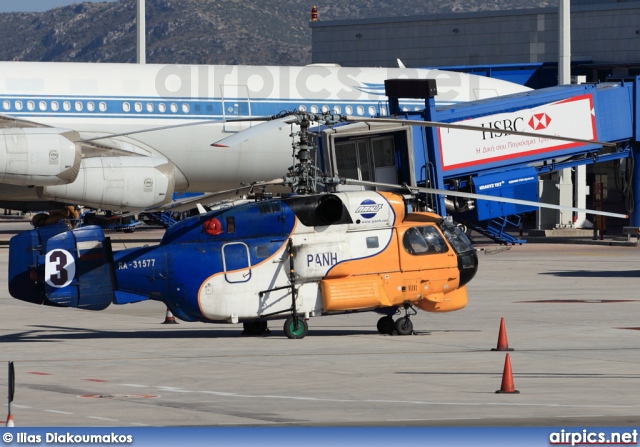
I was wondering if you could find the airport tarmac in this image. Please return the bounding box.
[1,218,640,427]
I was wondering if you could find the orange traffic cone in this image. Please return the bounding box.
[491,317,514,351]
[5,413,14,427]
[162,308,179,324]
[495,353,519,394]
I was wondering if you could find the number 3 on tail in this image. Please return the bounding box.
[44,249,76,288]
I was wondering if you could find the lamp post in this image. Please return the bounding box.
[137,0,146,64]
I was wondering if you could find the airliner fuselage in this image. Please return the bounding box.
[0,62,530,210]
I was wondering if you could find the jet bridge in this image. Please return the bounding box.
[316,77,640,244]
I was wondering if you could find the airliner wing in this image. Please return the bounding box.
[74,132,157,157]
[0,114,51,129]
[0,112,157,157]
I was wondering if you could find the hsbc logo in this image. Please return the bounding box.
[480,111,554,140]
[480,117,525,140]
[528,113,552,130]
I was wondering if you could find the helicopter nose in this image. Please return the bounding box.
[457,250,478,287]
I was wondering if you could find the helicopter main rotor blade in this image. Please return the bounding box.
[142,178,287,213]
[344,178,628,219]
[79,116,276,143]
[211,116,298,147]
[345,116,617,148]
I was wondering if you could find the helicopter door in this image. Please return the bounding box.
[222,242,252,283]
[221,84,251,132]
[397,225,457,300]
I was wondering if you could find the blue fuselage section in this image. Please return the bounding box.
[112,199,296,322]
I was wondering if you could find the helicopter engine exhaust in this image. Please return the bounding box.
[317,194,344,224]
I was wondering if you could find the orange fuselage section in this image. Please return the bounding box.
[321,208,467,313]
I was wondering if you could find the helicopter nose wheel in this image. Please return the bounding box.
[377,303,416,336]
[284,315,308,339]
[395,303,417,335]
[394,316,414,336]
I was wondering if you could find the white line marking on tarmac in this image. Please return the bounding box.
[189,390,639,409]
[87,416,119,422]
[117,383,640,411]
[388,417,483,422]
[44,410,73,415]
[154,386,192,393]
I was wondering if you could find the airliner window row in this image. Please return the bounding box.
[3,99,109,113]
[301,104,421,115]
[0,98,422,116]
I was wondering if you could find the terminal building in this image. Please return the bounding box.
[309,1,640,233]
[310,0,640,84]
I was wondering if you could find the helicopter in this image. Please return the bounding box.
[7,110,627,339]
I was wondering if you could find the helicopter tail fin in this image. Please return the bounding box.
[9,222,70,306]
[9,225,116,310]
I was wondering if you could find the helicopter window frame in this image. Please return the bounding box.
[402,226,449,256]
[255,244,269,259]
[334,139,373,182]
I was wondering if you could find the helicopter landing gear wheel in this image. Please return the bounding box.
[242,321,269,336]
[283,316,308,339]
[376,316,395,335]
[394,316,414,336]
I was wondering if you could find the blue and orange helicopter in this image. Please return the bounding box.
[7,111,626,339]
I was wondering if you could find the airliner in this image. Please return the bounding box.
[0,61,530,211]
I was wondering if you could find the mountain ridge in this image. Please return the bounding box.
[0,0,557,65]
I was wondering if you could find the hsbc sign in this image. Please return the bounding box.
[438,94,596,171]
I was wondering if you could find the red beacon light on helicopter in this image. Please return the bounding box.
[203,217,223,236]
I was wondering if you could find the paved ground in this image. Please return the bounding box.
[1,217,640,427]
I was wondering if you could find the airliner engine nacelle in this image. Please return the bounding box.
[38,156,176,210]
[0,128,81,187]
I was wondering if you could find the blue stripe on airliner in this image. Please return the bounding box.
[0,93,429,121]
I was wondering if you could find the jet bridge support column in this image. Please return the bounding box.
[630,78,640,227]
[631,145,640,227]
[384,79,445,215]
[422,95,446,216]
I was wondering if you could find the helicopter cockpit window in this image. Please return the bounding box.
[403,226,448,255]
[440,220,475,254]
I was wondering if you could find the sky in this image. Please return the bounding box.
[0,0,117,13]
